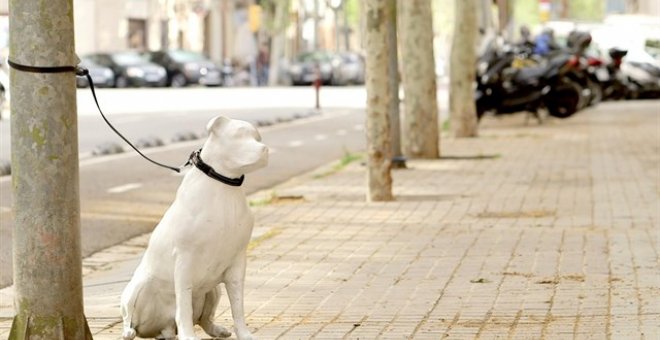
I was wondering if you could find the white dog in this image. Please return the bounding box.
[120,116,268,340]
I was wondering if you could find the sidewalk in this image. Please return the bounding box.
[1,101,658,339]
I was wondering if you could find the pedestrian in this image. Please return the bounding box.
[534,28,560,56]
[257,45,270,86]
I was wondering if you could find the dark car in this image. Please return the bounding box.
[288,51,334,86]
[143,50,222,87]
[76,57,115,88]
[85,51,167,88]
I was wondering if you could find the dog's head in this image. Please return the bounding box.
[200,116,268,177]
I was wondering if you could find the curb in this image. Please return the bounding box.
[0,109,321,178]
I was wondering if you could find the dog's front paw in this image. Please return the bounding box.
[236,329,256,340]
[178,336,201,340]
[207,324,232,338]
[122,328,136,340]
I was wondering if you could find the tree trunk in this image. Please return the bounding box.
[450,0,479,138]
[387,0,405,168]
[268,0,288,86]
[363,0,393,202]
[8,0,92,338]
[398,0,440,159]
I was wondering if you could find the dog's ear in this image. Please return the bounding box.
[206,116,230,135]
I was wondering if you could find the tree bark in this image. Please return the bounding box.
[9,0,91,338]
[268,0,288,86]
[387,0,405,168]
[364,0,393,202]
[398,0,440,158]
[450,0,479,138]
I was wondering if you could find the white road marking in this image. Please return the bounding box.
[107,182,143,194]
[288,140,304,148]
[336,129,347,136]
[353,124,364,131]
[314,134,327,141]
[0,206,11,213]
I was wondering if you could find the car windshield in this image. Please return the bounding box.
[169,50,206,62]
[297,52,332,63]
[111,52,146,65]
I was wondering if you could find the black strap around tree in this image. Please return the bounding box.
[6,59,246,186]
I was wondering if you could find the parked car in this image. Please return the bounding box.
[0,65,8,115]
[85,51,167,88]
[288,51,334,86]
[76,57,115,88]
[330,52,365,85]
[143,50,222,87]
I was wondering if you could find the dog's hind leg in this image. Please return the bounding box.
[224,252,254,340]
[155,325,176,340]
[199,286,232,338]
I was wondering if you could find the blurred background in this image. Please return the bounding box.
[0,0,657,89]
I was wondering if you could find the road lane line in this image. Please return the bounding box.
[353,124,364,131]
[107,183,143,194]
[337,129,347,136]
[314,134,327,141]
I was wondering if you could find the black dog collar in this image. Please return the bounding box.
[188,149,245,187]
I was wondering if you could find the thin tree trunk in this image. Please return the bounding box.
[450,0,479,138]
[398,0,439,159]
[364,0,393,202]
[268,0,288,86]
[387,0,405,168]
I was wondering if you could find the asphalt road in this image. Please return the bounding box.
[0,108,365,288]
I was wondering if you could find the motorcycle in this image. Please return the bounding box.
[598,48,631,100]
[475,42,581,120]
[563,31,602,109]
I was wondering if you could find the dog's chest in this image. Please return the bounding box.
[188,196,253,284]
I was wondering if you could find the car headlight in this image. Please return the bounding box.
[126,67,144,77]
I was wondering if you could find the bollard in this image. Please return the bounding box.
[314,68,322,110]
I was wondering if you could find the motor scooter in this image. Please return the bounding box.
[475,42,581,120]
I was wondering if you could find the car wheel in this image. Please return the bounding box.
[171,73,187,88]
[115,76,128,88]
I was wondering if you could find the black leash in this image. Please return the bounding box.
[6,59,246,186]
[8,59,182,172]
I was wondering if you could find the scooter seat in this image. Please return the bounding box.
[513,66,547,85]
